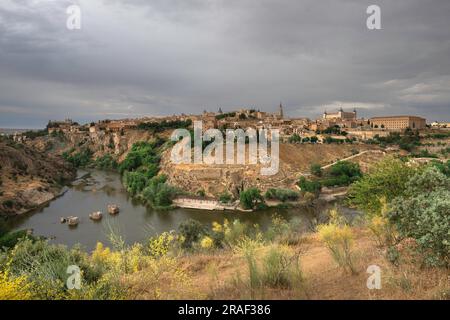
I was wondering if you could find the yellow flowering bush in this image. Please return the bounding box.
[125,256,203,300]
[367,197,397,247]
[92,242,112,263]
[147,232,176,257]
[318,223,357,274]
[200,236,214,249]
[212,221,223,233]
[224,219,247,246]
[92,242,121,268]
[0,271,33,300]
[328,207,347,226]
[128,243,148,273]
[92,242,148,274]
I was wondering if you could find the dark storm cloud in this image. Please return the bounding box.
[0,0,449,128]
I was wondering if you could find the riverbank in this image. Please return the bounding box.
[172,186,349,212]
[0,139,75,216]
[172,197,251,212]
[3,169,328,250]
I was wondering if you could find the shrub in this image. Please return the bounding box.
[147,232,178,257]
[4,239,103,299]
[118,141,161,174]
[234,241,303,294]
[389,167,450,267]
[141,175,178,209]
[196,189,206,197]
[288,134,302,143]
[137,119,192,133]
[22,129,48,140]
[429,160,450,177]
[265,216,303,245]
[94,154,118,170]
[62,149,93,168]
[310,163,322,177]
[262,246,303,288]
[322,161,362,187]
[297,177,321,194]
[347,157,415,216]
[0,230,33,249]
[123,170,148,196]
[178,219,207,249]
[317,223,357,274]
[264,188,299,202]
[124,256,199,300]
[200,236,214,250]
[368,212,397,248]
[239,188,264,210]
[0,271,33,300]
[219,192,232,204]
[223,219,249,246]
[403,165,450,196]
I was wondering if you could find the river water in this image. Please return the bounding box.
[2,170,347,251]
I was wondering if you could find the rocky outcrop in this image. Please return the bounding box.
[159,143,384,198]
[29,129,157,163]
[0,139,75,216]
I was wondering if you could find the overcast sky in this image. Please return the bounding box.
[0,0,449,128]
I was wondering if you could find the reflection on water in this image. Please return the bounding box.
[1,169,350,251]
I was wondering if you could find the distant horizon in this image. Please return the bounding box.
[1,106,447,131]
[1,1,450,128]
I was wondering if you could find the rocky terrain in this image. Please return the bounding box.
[0,139,75,216]
[160,143,383,197]
[28,129,160,162]
[13,128,387,203]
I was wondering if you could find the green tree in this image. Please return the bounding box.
[219,192,232,204]
[389,167,450,266]
[297,177,321,194]
[347,157,415,216]
[240,188,264,210]
[310,163,323,177]
[264,188,299,202]
[288,134,301,143]
[178,219,207,248]
[142,175,178,209]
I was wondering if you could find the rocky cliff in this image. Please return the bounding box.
[21,129,383,201]
[0,139,76,216]
[160,143,381,197]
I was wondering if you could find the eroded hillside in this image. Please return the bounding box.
[0,139,75,215]
[160,143,384,197]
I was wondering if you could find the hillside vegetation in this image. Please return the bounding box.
[0,138,75,215]
[0,157,448,300]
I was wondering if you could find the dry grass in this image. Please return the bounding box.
[126,228,449,300]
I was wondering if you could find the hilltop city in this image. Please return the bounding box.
[9,105,449,145]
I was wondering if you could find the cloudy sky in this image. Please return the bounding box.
[0,0,449,128]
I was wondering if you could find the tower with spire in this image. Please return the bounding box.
[279,102,284,119]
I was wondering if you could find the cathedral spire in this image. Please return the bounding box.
[279,102,284,118]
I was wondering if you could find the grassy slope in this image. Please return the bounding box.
[126,228,449,300]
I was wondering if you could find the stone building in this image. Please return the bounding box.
[369,116,426,130]
[47,119,77,134]
[323,108,357,121]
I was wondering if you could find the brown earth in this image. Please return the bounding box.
[127,228,449,300]
[0,139,75,215]
[29,129,386,199]
[160,143,385,197]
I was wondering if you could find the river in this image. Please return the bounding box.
[1,169,353,251]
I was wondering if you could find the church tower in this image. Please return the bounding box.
[279,103,284,119]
